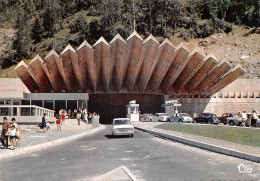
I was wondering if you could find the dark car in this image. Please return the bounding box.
[218,113,236,124]
[193,113,219,124]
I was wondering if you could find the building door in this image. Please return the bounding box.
[55,100,66,115]
[67,100,77,118]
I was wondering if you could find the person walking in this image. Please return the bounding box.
[11,118,18,129]
[76,111,81,125]
[251,110,257,127]
[241,111,247,127]
[8,125,16,150]
[15,127,21,147]
[42,113,47,133]
[56,116,61,131]
[61,112,66,126]
[1,117,11,149]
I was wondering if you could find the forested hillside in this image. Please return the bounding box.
[0,0,259,77]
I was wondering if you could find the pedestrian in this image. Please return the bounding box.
[88,113,92,124]
[42,113,47,133]
[11,118,18,129]
[15,127,21,147]
[241,111,247,127]
[8,125,16,150]
[76,111,81,125]
[61,112,66,126]
[46,121,51,131]
[56,117,61,131]
[251,110,257,127]
[1,117,11,149]
[83,108,88,124]
[68,109,71,119]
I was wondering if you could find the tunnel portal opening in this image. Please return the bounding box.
[88,94,165,124]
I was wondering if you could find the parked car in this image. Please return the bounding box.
[111,118,134,137]
[140,114,154,122]
[150,113,170,122]
[167,113,193,123]
[193,113,219,124]
[218,113,237,125]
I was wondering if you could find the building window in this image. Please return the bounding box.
[44,100,54,110]
[0,108,11,116]
[13,107,17,116]
[4,100,11,105]
[13,100,21,105]
[20,107,31,116]
[78,100,86,109]
[31,100,43,107]
[22,100,30,105]
[0,100,4,105]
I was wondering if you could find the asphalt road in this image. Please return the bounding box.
[0,125,259,181]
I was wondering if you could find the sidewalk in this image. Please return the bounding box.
[132,122,260,163]
[0,119,104,160]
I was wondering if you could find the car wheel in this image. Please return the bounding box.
[229,120,234,126]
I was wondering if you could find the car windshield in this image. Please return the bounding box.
[114,119,130,125]
[180,113,189,117]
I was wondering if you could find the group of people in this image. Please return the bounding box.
[58,108,100,126]
[240,110,258,127]
[1,117,21,150]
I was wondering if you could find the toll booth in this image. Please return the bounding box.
[162,100,182,116]
[126,100,139,122]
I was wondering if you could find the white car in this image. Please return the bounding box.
[167,113,193,123]
[150,113,170,122]
[112,118,134,137]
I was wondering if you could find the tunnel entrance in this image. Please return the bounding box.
[88,94,165,124]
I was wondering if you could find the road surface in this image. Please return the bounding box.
[0,125,259,180]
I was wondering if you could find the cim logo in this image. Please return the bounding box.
[238,163,253,174]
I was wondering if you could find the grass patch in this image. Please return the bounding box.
[156,123,260,148]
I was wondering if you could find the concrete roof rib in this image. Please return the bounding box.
[14,60,29,70]
[143,34,159,44]
[61,44,76,55]
[159,38,174,48]
[45,50,60,59]
[110,34,127,44]
[93,36,110,47]
[126,31,143,41]
[77,40,92,50]
[29,54,45,65]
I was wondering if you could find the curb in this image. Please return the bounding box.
[135,127,260,163]
[0,125,105,160]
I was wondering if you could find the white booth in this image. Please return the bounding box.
[126,100,139,122]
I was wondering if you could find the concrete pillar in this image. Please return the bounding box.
[29,55,53,92]
[44,50,66,92]
[185,56,219,94]
[206,64,246,95]
[197,61,233,94]
[60,44,80,92]
[125,31,143,92]
[161,45,190,94]
[14,61,40,93]
[147,38,175,93]
[93,37,111,92]
[77,40,93,91]
[110,34,127,91]
[173,51,205,94]
[135,34,160,92]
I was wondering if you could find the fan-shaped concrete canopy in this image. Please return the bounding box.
[14,32,245,96]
